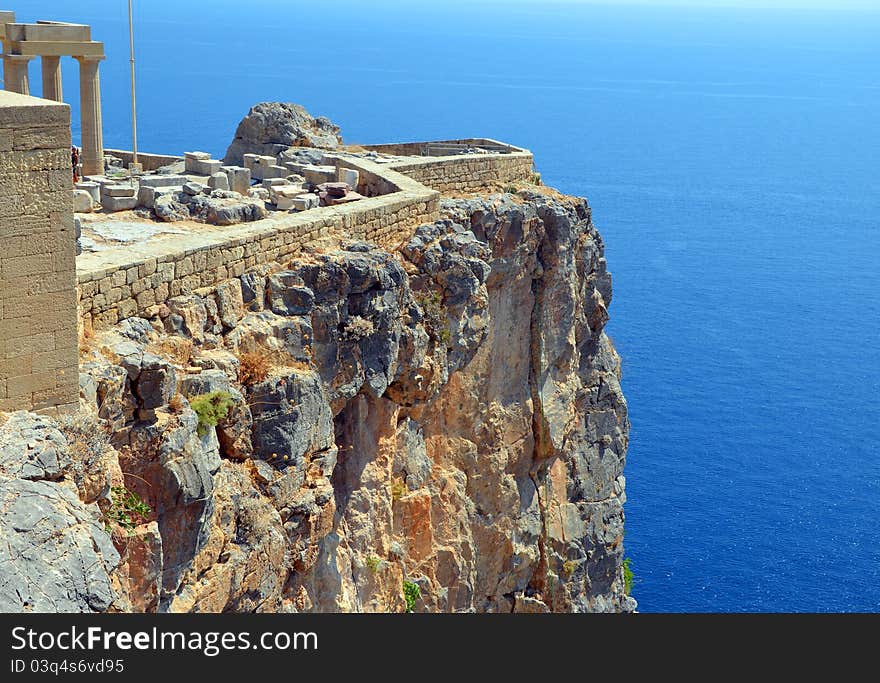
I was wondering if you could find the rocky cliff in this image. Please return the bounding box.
[0,190,633,613]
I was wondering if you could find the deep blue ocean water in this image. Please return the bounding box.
[14,0,880,612]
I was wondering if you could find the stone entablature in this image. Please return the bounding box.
[1,12,105,175]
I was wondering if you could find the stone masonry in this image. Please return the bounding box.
[0,90,78,412]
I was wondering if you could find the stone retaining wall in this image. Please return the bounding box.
[0,91,78,412]
[76,140,536,329]
[104,148,183,172]
[364,138,535,193]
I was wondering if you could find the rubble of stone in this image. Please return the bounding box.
[223,102,343,166]
[73,143,366,224]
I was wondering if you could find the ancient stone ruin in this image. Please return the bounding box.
[0,12,104,175]
[0,13,534,416]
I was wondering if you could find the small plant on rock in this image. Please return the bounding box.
[390,477,407,501]
[366,556,381,574]
[238,348,273,387]
[343,316,375,342]
[416,290,451,346]
[403,580,421,613]
[106,486,151,534]
[562,559,578,577]
[168,392,187,414]
[190,391,235,436]
[623,557,634,596]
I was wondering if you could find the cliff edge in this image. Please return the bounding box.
[0,189,633,613]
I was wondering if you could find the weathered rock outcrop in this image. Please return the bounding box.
[224,102,343,166]
[0,189,632,613]
[0,413,121,613]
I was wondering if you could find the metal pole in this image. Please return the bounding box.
[128,0,139,169]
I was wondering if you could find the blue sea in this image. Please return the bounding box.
[14,0,880,612]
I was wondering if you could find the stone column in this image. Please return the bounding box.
[41,55,63,102]
[2,54,32,95]
[75,56,104,176]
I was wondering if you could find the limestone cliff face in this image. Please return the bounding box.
[0,190,633,613]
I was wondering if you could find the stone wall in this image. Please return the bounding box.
[0,91,78,412]
[104,149,183,172]
[364,138,535,193]
[76,140,534,330]
[77,159,439,329]
[364,137,522,156]
[387,153,534,193]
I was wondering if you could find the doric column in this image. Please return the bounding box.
[75,56,104,176]
[41,56,63,102]
[2,54,32,95]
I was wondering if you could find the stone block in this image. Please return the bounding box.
[327,191,364,206]
[222,166,250,195]
[247,156,278,181]
[317,181,350,198]
[302,164,337,186]
[73,189,93,213]
[264,165,289,179]
[102,184,137,198]
[183,181,205,196]
[292,194,319,211]
[337,167,360,189]
[139,174,188,188]
[14,125,70,152]
[270,184,305,201]
[102,195,138,212]
[262,177,287,188]
[189,159,222,176]
[208,172,229,191]
[184,151,211,172]
[137,185,180,209]
[75,180,100,202]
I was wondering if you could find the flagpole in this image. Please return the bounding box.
[128,0,139,171]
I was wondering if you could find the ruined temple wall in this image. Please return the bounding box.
[0,91,78,412]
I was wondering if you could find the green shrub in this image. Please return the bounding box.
[366,556,381,574]
[106,486,151,534]
[416,290,451,346]
[390,477,407,501]
[503,184,518,194]
[562,559,578,577]
[403,580,421,613]
[190,391,235,436]
[623,557,634,596]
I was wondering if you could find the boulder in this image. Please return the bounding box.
[73,189,94,213]
[266,272,316,316]
[215,279,245,329]
[223,102,342,165]
[208,172,229,191]
[0,413,120,613]
[222,166,251,195]
[248,370,334,464]
[183,181,205,196]
[0,412,71,481]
